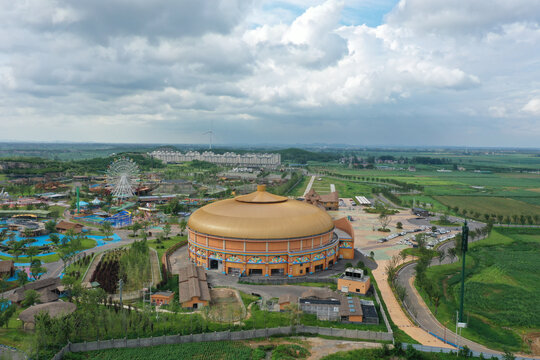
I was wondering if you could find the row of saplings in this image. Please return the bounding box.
[90,239,150,294]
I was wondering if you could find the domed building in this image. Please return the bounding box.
[187,185,354,277]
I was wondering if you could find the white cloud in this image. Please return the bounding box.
[0,0,539,146]
[522,98,540,115]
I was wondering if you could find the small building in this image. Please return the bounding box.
[298,288,367,323]
[304,189,339,210]
[56,220,84,234]
[338,268,371,295]
[0,260,15,278]
[178,264,211,309]
[151,291,174,306]
[9,278,61,304]
[19,302,76,330]
[412,207,429,218]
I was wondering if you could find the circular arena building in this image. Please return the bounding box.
[187,185,354,277]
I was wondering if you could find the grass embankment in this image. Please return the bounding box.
[321,346,491,360]
[416,227,540,353]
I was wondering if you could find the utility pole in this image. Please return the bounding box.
[76,186,80,214]
[459,221,469,323]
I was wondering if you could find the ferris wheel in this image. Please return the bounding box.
[107,157,140,199]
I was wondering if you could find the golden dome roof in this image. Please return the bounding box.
[188,185,334,239]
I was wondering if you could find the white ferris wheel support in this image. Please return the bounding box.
[107,157,140,199]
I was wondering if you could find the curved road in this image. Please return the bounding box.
[396,236,497,354]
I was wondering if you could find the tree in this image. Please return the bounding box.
[448,247,457,262]
[399,249,408,262]
[503,350,516,360]
[179,218,187,236]
[437,249,446,265]
[0,300,16,328]
[131,222,142,237]
[45,220,57,234]
[163,223,172,239]
[102,221,113,240]
[22,289,41,307]
[25,246,41,263]
[378,212,391,231]
[58,236,83,270]
[23,228,34,238]
[395,284,406,302]
[396,221,403,229]
[17,271,28,287]
[385,254,400,283]
[30,259,45,281]
[49,233,60,247]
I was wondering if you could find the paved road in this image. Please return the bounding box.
[395,234,498,354]
[303,175,316,197]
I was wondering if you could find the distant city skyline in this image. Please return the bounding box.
[1,0,539,147]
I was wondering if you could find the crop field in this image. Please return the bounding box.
[73,341,262,360]
[417,227,540,353]
[433,196,540,218]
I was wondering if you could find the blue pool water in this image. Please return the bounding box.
[0,232,122,262]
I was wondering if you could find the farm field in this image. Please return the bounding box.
[416,227,540,353]
[433,196,540,219]
[62,341,262,360]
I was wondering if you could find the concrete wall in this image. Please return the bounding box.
[62,326,393,358]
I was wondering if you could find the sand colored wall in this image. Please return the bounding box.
[181,296,208,308]
[337,278,371,295]
[348,315,363,323]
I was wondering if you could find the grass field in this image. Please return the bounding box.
[434,196,540,218]
[416,227,540,353]
[68,341,264,360]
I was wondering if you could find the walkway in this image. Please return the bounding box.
[371,259,451,348]
[303,175,316,197]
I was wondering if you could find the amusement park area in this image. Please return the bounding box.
[0,149,538,360]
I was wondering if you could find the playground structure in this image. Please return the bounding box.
[107,157,140,199]
[75,210,132,228]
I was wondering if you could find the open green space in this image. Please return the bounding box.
[67,341,264,360]
[416,227,540,353]
[321,346,498,360]
[434,195,540,219]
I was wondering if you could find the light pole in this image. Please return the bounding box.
[459,221,469,323]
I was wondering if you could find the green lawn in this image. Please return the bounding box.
[68,341,263,360]
[416,227,540,353]
[147,235,187,259]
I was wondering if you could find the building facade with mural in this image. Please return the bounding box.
[186,185,354,277]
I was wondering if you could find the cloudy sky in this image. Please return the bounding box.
[1,0,539,147]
